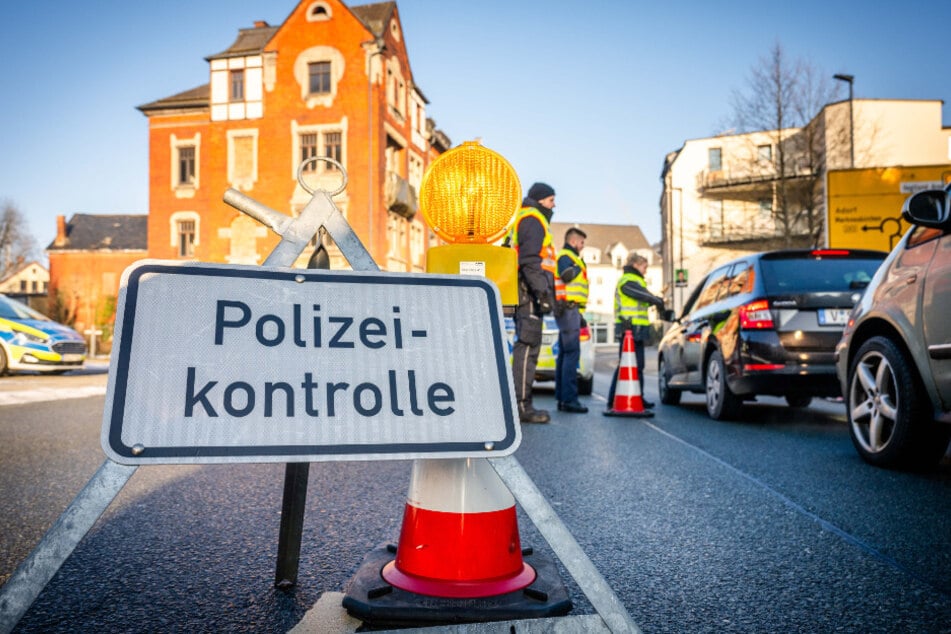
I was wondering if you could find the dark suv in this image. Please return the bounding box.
[658,249,887,420]
[836,186,951,469]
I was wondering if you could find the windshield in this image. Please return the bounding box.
[759,255,885,294]
[0,295,52,321]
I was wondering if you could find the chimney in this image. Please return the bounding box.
[254,20,269,28]
[55,215,67,247]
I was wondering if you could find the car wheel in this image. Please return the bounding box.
[577,374,593,396]
[0,347,7,375]
[785,394,812,408]
[706,349,741,420]
[847,336,951,469]
[658,356,681,405]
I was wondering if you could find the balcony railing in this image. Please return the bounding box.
[385,171,418,220]
[698,162,816,191]
[697,222,817,248]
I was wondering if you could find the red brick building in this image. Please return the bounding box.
[47,0,451,346]
[137,0,450,270]
[46,214,148,341]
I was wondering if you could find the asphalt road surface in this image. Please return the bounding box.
[2,352,950,633]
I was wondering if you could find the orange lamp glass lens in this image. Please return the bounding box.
[418,141,521,244]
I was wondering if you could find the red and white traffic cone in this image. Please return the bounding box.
[604,329,654,418]
[343,458,572,624]
[382,458,534,597]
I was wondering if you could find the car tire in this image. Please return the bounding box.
[658,355,681,405]
[577,374,593,396]
[785,394,812,408]
[847,336,951,469]
[0,347,7,376]
[706,349,741,420]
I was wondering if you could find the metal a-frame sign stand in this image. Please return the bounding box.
[0,162,638,634]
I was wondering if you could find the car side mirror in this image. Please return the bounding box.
[902,189,951,227]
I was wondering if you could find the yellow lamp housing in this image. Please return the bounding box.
[420,141,521,307]
[426,243,519,308]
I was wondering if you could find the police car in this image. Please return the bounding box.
[0,294,86,374]
[504,315,594,395]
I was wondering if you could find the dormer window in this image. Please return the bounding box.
[230,69,245,102]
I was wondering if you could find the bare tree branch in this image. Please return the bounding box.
[0,200,40,280]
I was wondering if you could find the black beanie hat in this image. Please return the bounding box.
[527,182,555,201]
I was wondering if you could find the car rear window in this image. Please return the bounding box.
[758,252,885,294]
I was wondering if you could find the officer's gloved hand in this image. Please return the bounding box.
[537,294,553,315]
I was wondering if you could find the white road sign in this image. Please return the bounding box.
[101,261,519,464]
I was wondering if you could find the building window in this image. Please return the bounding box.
[709,147,722,171]
[757,144,772,162]
[299,130,342,172]
[300,133,318,172]
[324,131,341,169]
[177,219,196,257]
[306,1,331,21]
[230,70,245,102]
[178,146,196,186]
[308,62,331,95]
[19,280,26,292]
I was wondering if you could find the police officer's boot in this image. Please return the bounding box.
[518,401,550,424]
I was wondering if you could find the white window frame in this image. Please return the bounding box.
[169,211,200,256]
[306,1,332,21]
[290,119,348,179]
[170,133,200,197]
[294,47,345,108]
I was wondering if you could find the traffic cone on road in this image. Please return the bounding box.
[343,458,571,625]
[604,329,654,418]
[382,458,533,597]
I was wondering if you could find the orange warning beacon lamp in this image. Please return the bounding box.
[420,141,520,307]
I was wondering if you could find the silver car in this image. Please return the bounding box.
[835,185,951,469]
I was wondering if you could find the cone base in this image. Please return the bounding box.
[343,543,572,626]
[382,560,536,599]
[604,408,655,418]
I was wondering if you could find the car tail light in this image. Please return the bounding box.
[745,363,785,371]
[810,249,850,257]
[739,299,774,330]
[579,324,591,342]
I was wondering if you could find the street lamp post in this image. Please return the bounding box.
[833,73,854,168]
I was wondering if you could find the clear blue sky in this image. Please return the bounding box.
[3,0,948,261]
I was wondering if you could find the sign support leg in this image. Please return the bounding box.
[274,462,310,588]
[489,455,640,633]
[0,460,137,633]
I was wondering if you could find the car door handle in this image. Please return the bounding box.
[905,274,918,285]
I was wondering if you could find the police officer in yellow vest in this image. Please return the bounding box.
[511,182,557,423]
[607,252,666,409]
[554,227,589,413]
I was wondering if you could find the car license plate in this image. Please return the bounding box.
[818,308,850,326]
[62,354,84,362]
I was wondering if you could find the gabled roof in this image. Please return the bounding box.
[138,84,210,113]
[0,261,48,285]
[206,24,280,60]
[549,222,652,257]
[350,2,396,38]
[46,215,148,251]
